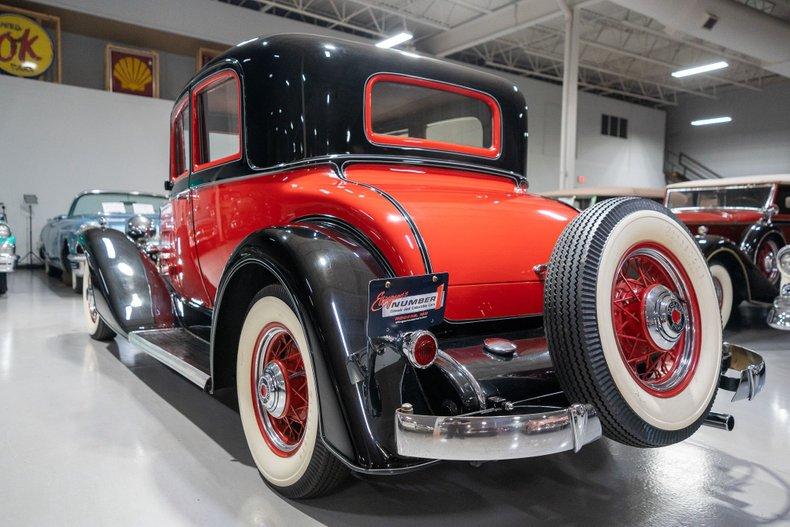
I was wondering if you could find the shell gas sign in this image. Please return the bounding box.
[0,13,53,77]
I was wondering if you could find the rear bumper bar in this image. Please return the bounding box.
[395,402,601,461]
[719,342,766,402]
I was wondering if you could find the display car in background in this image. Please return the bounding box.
[39,190,165,292]
[665,175,790,326]
[541,186,665,210]
[78,34,765,499]
[0,203,17,295]
[767,245,790,330]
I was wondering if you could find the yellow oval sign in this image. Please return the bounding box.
[0,13,54,78]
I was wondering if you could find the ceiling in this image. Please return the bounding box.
[219,0,790,107]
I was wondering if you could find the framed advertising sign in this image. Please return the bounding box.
[0,3,61,82]
[105,44,159,98]
[196,47,223,72]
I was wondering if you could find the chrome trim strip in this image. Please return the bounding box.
[394,403,601,461]
[129,331,210,390]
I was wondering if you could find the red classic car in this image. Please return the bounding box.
[666,175,790,325]
[78,34,765,498]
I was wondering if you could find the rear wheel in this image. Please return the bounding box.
[545,198,721,447]
[237,284,347,498]
[0,273,7,295]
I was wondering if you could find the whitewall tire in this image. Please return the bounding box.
[545,198,722,447]
[83,270,116,341]
[708,263,733,328]
[237,284,346,498]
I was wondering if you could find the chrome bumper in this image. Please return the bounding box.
[395,402,601,461]
[719,343,766,402]
[0,254,16,273]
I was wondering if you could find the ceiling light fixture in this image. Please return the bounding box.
[672,61,728,78]
[691,116,732,126]
[376,32,413,49]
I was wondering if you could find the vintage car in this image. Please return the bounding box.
[767,245,790,330]
[39,190,165,292]
[78,34,765,499]
[665,175,790,326]
[0,203,17,295]
[541,186,665,210]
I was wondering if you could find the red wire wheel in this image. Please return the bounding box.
[251,322,309,457]
[611,242,702,398]
[756,238,780,284]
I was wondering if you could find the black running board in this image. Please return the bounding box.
[129,328,211,390]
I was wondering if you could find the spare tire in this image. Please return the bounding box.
[544,198,721,447]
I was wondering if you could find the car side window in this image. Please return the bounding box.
[170,97,190,181]
[777,185,790,213]
[192,70,241,172]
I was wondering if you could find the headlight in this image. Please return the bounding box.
[0,224,10,237]
[779,246,790,274]
[126,215,156,242]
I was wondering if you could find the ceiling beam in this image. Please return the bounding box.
[418,0,601,57]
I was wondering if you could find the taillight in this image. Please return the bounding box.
[403,330,438,369]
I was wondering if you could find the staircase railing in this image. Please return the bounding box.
[664,151,723,182]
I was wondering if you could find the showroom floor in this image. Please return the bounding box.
[1,270,788,527]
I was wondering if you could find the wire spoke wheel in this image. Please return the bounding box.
[611,243,701,397]
[252,323,309,456]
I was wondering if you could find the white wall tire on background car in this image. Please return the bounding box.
[545,198,722,447]
[237,284,347,498]
[708,263,733,328]
[82,270,116,341]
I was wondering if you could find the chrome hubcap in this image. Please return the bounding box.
[643,284,687,351]
[256,360,287,419]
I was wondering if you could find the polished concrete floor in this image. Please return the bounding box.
[1,269,789,526]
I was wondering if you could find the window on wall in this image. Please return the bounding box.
[170,99,189,180]
[193,71,241,170]
[601,114,628,139]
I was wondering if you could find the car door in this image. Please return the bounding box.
[159,94,211,307]
[189,69,248,304]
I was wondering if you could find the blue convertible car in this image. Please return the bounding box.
[40,190,166,292]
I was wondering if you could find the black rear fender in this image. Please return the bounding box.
[210,223,428,471]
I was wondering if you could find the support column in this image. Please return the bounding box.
[557,3,580,190]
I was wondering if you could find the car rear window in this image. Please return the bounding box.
[365,74,501,158]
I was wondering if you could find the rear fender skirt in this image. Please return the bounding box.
[210,224,431,471]
[79,228,175,336]
[696,234,776,303]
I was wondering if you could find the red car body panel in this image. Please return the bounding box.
[178,163,574,320]
[674,209,764,241]
[344,164,576,319]
[189,165,427,307]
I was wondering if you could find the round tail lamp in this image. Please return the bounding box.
[404,330,438,369]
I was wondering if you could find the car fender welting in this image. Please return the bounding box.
[544,198,722,447]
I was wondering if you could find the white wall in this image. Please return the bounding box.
[665,79,790,178]
[0,75,171,255]
[497,73,667,192]
[0,0,668,256]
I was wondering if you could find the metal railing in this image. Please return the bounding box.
[664,151,723,182]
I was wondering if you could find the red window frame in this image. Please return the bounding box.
[191,69,242,173]
[363,73,502,159]
[170,95,190,181]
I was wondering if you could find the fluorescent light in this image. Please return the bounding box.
[672,61,728,78]
[691,116,732,126]
[376,32,413,49]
